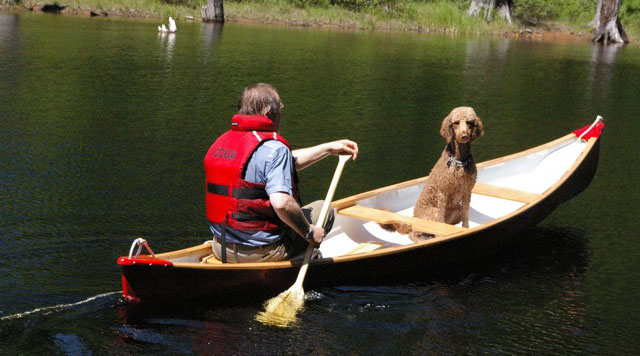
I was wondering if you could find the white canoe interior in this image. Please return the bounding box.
[319,135,590,258]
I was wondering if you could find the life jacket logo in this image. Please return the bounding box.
[213,148,236,159]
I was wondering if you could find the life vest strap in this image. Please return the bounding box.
[207,183,269,200]
[232,212,274,221]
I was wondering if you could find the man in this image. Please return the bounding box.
[204,83,358,263]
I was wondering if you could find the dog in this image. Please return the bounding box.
[383,107,484,242]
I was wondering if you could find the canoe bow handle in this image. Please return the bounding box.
[128,238,156,259]
[577,116,604,141]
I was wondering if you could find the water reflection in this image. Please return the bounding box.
[465,38,512,67]
[0,13,19,87]
[201,22,223,53]
[200,22,223,66]
[588,43,623,100]
[158,32,176,62]
[0,13,19,46]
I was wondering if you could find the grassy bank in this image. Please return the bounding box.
[4,0,639,40]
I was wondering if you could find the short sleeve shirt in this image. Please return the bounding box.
[210,140,294,246]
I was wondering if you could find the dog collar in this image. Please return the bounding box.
[447,155,472,168]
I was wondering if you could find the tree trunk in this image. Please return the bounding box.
[589,0,602,28]
[468,0,512,24]
[592,0,628,43]
[201,0,224,23]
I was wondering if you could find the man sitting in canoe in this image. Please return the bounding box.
[204,83,358,263]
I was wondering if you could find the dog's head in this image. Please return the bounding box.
[440,107,484,144]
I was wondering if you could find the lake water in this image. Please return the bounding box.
[1,12,639,355]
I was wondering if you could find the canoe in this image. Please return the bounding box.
[117,118,604,304]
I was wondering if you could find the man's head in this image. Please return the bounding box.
[237,83,283,126]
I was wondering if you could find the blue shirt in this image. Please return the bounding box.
[210,140,295,246]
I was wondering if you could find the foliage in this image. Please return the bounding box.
[621,0,640,28]
[511,0,595,26]
[160,0,202,9]
[277,0,402,12]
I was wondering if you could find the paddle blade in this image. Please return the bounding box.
[256,287,305,327]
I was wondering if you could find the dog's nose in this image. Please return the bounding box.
[461,134,468,140]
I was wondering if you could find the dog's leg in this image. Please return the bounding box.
[461,193,471,228]
[435,193,447,223]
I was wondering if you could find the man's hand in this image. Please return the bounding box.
[293,139,359,170]
[326,139,358,161]
[307,224,326,247]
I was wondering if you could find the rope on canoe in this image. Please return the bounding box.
[128,238,155,259]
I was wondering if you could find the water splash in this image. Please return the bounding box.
[0,291,120,321]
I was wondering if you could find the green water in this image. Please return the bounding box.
[0,12,639,354]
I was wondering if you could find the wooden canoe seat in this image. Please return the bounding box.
[202,254,222,264]
[472,183,540,203]
[338,205,467,236]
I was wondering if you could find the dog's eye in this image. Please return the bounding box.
[467,121,474,127]
[452,121,459,126]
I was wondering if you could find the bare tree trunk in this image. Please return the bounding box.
[202,0,224,23]
[468,0,512,24]
[592,0,628,43]
[589,0,602,28]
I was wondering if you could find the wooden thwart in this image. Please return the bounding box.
[333,179,541,211]
[472,183,540,203]
[336,184,539,236]
[338,205,467,236]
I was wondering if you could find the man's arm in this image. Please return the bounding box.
[292,139,358,171]
[270,192,324,245]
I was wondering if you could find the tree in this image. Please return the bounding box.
[202,0,224,23]
[592,0,628,43]
[468,0,513,24]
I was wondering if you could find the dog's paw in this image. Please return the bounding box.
[409,231,435,242]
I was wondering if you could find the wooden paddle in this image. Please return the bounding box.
[257,154,351,326]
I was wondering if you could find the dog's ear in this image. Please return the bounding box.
[472,117,484,140]
[440,114,453,142]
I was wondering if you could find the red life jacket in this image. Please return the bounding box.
[204,114,299,231]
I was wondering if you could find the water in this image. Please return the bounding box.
[1,12,639,355]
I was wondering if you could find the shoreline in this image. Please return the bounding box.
[0,2,628,44]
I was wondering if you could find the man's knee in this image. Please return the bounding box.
[302,200,335,233]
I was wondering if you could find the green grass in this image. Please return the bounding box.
[222,0,514,33]
[6,0,638,39]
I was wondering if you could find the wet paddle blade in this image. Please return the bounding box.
[256,286,305,327]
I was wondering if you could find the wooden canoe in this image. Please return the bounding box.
[117,119,604,304]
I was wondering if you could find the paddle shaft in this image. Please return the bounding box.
[291,155,351,289]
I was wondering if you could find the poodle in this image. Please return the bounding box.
[384,107,484,242]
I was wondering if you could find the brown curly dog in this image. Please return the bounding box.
[384,107,484,242]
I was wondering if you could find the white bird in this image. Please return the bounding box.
[158,17,177,33]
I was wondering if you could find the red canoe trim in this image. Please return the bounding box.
[121,275,142,304]
[573,122,604,139]
[117,256,174,266]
